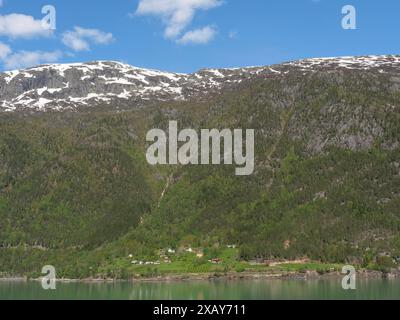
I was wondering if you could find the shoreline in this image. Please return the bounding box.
[0,269,396,284]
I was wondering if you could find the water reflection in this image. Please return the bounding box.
[0,278,399,300]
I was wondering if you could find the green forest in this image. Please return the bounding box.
[0,68,399,279]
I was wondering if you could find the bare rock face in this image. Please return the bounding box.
[0,61,275,112]
[1,55,400,113]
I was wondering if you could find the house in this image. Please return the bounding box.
[209,258,222,264]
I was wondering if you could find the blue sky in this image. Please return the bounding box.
[0,0,399,72]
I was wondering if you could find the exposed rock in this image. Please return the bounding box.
[1,55,400,112]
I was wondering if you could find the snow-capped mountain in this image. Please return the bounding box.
[0,61,269,112]
[1,55,400,112]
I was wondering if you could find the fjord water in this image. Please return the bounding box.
[1,279,400,300]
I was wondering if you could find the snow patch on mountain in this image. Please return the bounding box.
[1,55,399,112]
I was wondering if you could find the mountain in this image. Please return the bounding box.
[0,55,400,278]
[1,55,400,112]
[0,61,269,112]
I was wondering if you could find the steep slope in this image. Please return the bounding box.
[0,55,400,277]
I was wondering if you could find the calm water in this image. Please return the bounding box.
[1,278,400,300]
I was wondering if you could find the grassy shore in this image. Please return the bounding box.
[1,247,397,281]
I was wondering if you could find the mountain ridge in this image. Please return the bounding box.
[1,55,400,112]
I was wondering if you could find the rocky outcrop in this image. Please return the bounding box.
[1,55,400,112]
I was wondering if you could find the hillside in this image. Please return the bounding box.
[0,56,399,278]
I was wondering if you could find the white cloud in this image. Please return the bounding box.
[136,0,222,39]
[0,41,11,60]
[177,26,216,44]
[2,50,62,70]
[0,13,52,39]
[62,26,114,52]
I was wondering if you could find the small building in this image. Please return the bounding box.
[209,258,222,264]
